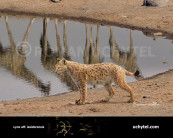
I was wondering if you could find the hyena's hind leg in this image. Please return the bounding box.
[101,83,115,102]
[115,73,135,103]
[75,80,87,105]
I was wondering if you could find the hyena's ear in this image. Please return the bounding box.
[57,58,61,62]
[62,58,67,65]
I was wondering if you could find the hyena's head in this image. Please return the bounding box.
[55,58,67,73]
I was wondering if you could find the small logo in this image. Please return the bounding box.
[55,121,72,136]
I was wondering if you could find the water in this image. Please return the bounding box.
[0,15,173,101]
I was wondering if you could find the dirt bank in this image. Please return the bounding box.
[0,0,173,38]
[0,69,173,116]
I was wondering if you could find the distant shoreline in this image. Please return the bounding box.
[0,0,173,40]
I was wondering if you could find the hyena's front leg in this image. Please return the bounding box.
[75,80,87,105]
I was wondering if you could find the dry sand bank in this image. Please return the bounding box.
[0,0,173,38]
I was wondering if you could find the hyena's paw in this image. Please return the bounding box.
[100,97,109,103]
[50,0,61,3]
[75,99,85,105]
[127,98,135,103]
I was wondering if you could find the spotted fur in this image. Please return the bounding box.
[55,58,139,105]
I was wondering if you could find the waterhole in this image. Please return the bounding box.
[0,15,173,101]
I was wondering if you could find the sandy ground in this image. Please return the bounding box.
[0,0,173,38]
[0,0,173,116]
[0,69,173,116]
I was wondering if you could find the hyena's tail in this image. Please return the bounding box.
[125,70,140,77]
